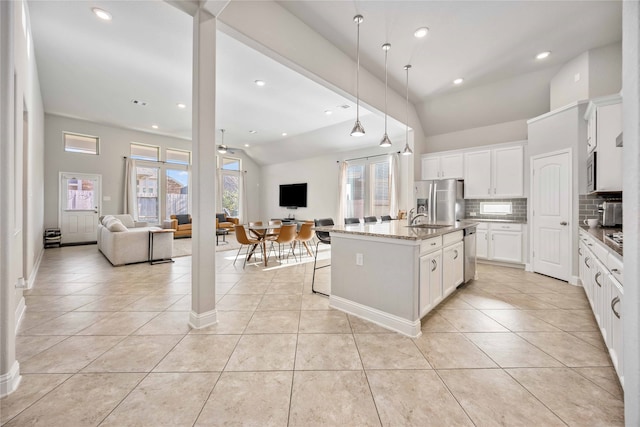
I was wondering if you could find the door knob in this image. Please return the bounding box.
[560,221,568,226]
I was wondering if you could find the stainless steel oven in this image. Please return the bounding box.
[586,151,596,193]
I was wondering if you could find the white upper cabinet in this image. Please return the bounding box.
[584,95,622,192]
[463,150,492,198]
[493,145,524,197]
[421,153,463,180]
[464,144,524,198]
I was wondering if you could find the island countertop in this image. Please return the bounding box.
[315,220,478,241]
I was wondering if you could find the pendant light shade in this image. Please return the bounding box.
[350,15,365,137]
[217,129,228,154]
[402,65,413,156]
[379,43,392,148]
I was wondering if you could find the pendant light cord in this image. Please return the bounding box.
[405,66,409,143]
[384,48,388,134]
[356,18,360,120]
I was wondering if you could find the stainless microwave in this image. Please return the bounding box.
[587,151,596,193]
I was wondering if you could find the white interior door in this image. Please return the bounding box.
[532,151,570,281]
[60,172,101,244]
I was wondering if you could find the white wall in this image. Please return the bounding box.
[43,114,262,227]
[550,42,622,110]
[260,144,414,222]
[423,119,528,154]
[417,67,557,138]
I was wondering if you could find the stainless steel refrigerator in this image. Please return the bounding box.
[415,179,465,224]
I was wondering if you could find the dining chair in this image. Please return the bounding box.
[312,218,334,297]
[233,224,262,268]
[266,220,282,240]
[364,216,377,223]
[267,223,298,263]
[381,215,392,221]
[294,221,315,259]
[344,217,360,224]
[248,221,263,239]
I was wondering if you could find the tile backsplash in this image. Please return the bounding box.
[464,198,527,222]
[579,194,622,223]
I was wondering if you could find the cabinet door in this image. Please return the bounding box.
[440,153,464,179]
[582,249,594,307]
[443,242,464,297]
[419,254,432,317]
[490,231,522,263]
[421,156,441,180]
[493,145,524,197]
[586,108,597,154]
[463,150,492,198]
[476,230,489,259]
[591,258,607,331]
[596,103,623,191]
[429,252,443,308]
[608,275,623,384]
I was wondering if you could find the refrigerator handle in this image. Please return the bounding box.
[431,181,437,223]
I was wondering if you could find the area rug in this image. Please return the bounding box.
[172,237,242,257]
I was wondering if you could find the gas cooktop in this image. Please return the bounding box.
[604,232,623,248]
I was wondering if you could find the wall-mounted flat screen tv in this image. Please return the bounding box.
[279,183,307,208]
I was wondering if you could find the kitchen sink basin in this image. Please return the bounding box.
[405,224,452,229]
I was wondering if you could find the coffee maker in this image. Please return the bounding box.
[599,202,623,227]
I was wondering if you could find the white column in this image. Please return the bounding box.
[189,7,217,329]
[623,1,639,424]
[0,0,21,397]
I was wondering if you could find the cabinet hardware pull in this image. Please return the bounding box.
[611,296,621,319]
[611,268,620,274]
[584,257,591,268]
[587,243,593,246]
[578,247,582,255]
[594,272,602,287]
[560,221,568,226]
[453,250,458,260]
[431,259,437,272]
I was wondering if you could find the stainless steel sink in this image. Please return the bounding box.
[405,224,451,229]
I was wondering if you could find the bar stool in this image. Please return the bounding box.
[312,218,333,297]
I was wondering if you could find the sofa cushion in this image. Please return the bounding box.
[216,213,226,224]
[102,215,115,226]
[106,218,128,232]
[175,214,190,225]
[112,214,136,228]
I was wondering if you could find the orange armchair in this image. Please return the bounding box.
[169,214,192,238]
[216,213,239,231]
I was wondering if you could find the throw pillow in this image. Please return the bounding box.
[175,214,191,225]
[101,215,115,226]
[107,219,127,232]
[216,213,226,224]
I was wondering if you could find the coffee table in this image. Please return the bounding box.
[216,228,229,245]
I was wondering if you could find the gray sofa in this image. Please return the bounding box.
[97,214,173,266]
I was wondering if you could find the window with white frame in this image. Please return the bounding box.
[344,156,392,219]
[219,156,242,217]
[63,132,99,155]
[480,201,512,215]
[166,148,191,165]
[131,143,159,161]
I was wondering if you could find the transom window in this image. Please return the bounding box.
[166,148,191,165]
[63,132,99,155]
[131,143,159,161]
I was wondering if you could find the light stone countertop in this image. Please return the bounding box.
[579,225,623,257]
[315,220,478,241]
[464,218,527,224]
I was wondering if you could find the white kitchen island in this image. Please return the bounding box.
[315,221,477,338]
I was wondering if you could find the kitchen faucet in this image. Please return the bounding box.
[410,213,429,225]
[407,208,415,226]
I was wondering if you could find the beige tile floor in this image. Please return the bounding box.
[0,245,624,426]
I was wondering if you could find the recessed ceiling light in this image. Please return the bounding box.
[151,125,159,129]
[254,80,266,87]
[92,7,112,21]
[453,78,464,85]
[324,110,333,115]
[536,51,551,60]
[177,103,186,109]
[249,130,257,134]
[414,27,429,38]
[244,144,250,147]
[282,132,287,136]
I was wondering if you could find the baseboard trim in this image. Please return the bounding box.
[0,361,21,398]
[329,295,421,338]
[524,263,533,272]
[188,309,218,329]
[478,260,525,270]
[15,296,26,334]
[569,275,581,286]
[25,247,45,290]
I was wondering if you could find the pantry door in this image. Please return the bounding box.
[59,172,101,244]
[531,150,571,281]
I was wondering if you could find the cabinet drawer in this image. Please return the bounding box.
[607,254,623,285]
[490,223,522,232]
[476,222,489,230]
[443,230,463,246]
[420,236,442,254]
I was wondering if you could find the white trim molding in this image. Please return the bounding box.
[25,247,44,290]
[330,295,422,338]
[14,296,25,334]
[0,361,21,398]
[188,309,217,329]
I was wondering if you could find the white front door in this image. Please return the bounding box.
[60,172,101,244]
[531,151,570,281]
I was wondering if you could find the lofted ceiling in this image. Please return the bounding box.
[28,0,622,165]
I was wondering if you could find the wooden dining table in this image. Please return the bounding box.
[245,223,281,267]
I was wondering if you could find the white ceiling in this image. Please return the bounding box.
[28,0,621,165]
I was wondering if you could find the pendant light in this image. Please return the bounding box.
[350,15,365,137]
[379,43,392,148]
[402,65,413,156]
[217,129,228,154]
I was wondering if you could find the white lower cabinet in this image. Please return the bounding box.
[578,229,623,387]
[443,241,464,297]
[475,223,523,264]
[419,251,442,317]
